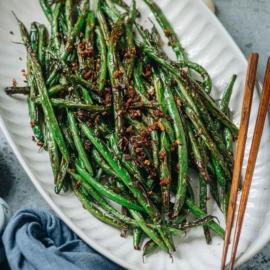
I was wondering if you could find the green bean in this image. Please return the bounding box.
[199,175,211,244]
[184,106,231,180]
[15,14,70,162]
[62,176,69,193]
[96,168,104,181]
[46,1,89,85]
[46,121,61,182]
[128,0,136,28]
[148,116,159,170]
[127,102,160,109]
[27,94,43,142]
[44,47,75,82]
[30,23,39,54]
[76,37,87,72]
[169,209,190,225]
[150,19,161,47]
[120,206,128,237]
[152,72,165,112]
[143,0,187,62]
[12,11,28,43]
[167,227,185,236]
[133,67,147,95]
[59,13,68,39]
[4,86,30,95]
[211,154,226,187]
[222,109,234,220]
[133,228,143,250]
[71,171,139,227]
[219,75,237,114]
[223,122,234,154]
[39,0,53,23]
[80,121,175,252]
[199,138,221,209]
[217,76,236,172]
[72,181,128,230]
[112,0,139,16]
[6,84,67,97]
[128,209,169,253]
[107,133,147,186]
[48,84,67,96]
[99,3,117,23]
[38,25,47,69]
[73,165,145,212]
[185,198,225,237]
[76,5,82,15]
[142,225,186,256]
[108,20,124,144]
[186,83,233,166]
[133,73,159,107]
[177,61,212,94]
[89,92,104,104]
[135,40,239,135]
[96,119,111,136]
[65,0,74,37]
[27,32,44,142]
[55,157,69,194]
[197,86,238,135]
[107,178,127,193]
[173,75,200,117]
[159,131,171,213]
[186,177,195,203]
[103,0,121,22]
[34,98,109,112]
[124,23,135,80]
[71,75,97,91]
[218,77,235,166]
[51,2,62,52]
[173,215,216,230]
[143,240,159,256]
[91,148,117,177]
[160,70,188,217]
[96,0,110,47]
[96,26,107,90]
[134,23,152,48]
[85,12,96,71]
[27,78,40,118]
[126,114,147,132]
[67,110,93,175]
[222,182,231,220]
[149,224,185,235]
[58,117,75,151]
[186,120,210,183]
[80,85,94,105]
[44,50,51,80]
[13,0,237,257]
[85,11,95,44]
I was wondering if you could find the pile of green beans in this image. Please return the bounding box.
[5,0,238,257]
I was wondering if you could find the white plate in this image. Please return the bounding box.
[0,0,269,269]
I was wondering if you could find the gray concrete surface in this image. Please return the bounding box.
[0,0,269,269]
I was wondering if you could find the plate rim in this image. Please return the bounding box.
[0,0,268,268]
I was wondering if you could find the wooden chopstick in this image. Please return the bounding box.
[228,57,270,269]
[220,53,259,270]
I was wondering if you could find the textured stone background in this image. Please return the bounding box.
[0,0,269,269]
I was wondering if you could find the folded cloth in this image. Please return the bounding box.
[2,208,124,270]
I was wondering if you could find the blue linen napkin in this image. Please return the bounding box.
[2,208,125,270]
